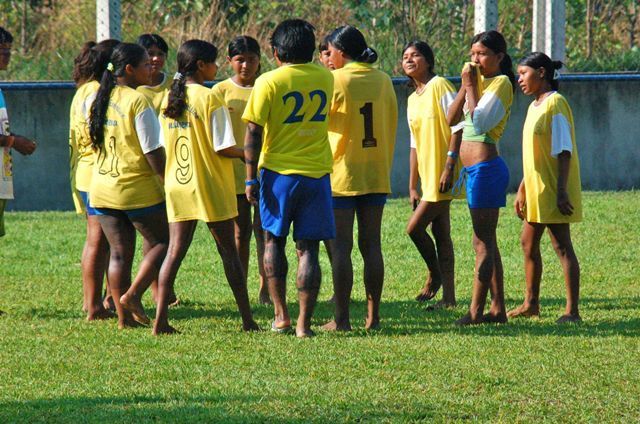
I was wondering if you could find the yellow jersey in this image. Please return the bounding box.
[242,63,333,178]
[159,84,238,223]
[211,78,253,194]
[463,75,513,144]
[407,76,464,202]
[137,73,173,114]
[89,85,164,210]
[522,92,582,223]
[69,80,99,213]
[328,62,397,196]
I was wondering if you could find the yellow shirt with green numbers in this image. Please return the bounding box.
[89,85,164,210]
[522,92,582,223]
[407,76,464,202]
[328,62,397,196]
[211,77,253,195]
[242,63,333,178]
[160,84,238,223]
[69,80,99,213]
[137,73,173,115]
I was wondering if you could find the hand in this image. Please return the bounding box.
[439,167,454,193]
[246,182,259,205]
[409,188,420,210]
[514,189,526,220]
[461,63,477,88]
[13,135,36,155]
[557,189,574,216]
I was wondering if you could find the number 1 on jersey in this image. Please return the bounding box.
[359,102,377,148]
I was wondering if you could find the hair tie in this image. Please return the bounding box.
[553,69,560,80]
[173,72,184,81]
[363,47,374,57]
[106,63,114,72]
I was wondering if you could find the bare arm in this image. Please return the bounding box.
[144,147,166,183]
[514,178,526,220]
[556,151,574,216]
[217,146,245,160]
[244,122,264,204]
[439,130,462,193]
[447,88,466,126]
[409,147,419,208]
[0,134,36,155]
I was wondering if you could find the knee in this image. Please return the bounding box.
[520,237,540,260]
[358,234,381,258]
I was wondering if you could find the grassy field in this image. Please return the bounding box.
[1,192,639,422]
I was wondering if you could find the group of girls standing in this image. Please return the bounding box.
[68,23,582,336]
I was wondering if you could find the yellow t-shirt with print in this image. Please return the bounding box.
[137,73,173,114]
[160,84,238,223]
[328,62,397,196]
[407,76,464,202]
[69,80,100,213]
[462,74,513,144]
[242,63,333,178]
[211,78,253,194]
[89,86,164,209]
[522,92,582,223]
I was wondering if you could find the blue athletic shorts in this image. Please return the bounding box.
[332,193,388,209]
[259,168,335,241]
[459,156,509,209]
[94,202,166,219]
[78,191,99,216]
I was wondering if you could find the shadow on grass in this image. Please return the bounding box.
[0,394,447,422]
[311,296,640,338]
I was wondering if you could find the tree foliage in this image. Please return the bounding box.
[1,0,638,81]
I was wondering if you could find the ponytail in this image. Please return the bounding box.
[89,43,147,149]
[519,52,563,91]
[471,30,515,92]
[327,25,378,64]
[163,39,218,120]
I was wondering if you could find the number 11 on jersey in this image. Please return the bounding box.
[359,102,377,148]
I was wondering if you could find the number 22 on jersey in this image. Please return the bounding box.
[282,90,328,124]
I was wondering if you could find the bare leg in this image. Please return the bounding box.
[84,215,113,320]
[323,240,336,303]
[295,239,321,337]
[356,205,384,330]
[252,207,270,305]
[153,221,197,335]
[322,208,355,331]
[431,206,456,308]
[508,221,545,318]
[263,232,290,330]
[547,224,581,322]
[208,219,258,331]
[457,208,505,325]
[406,200,449,302]
[235,195,253,289]
[120,210,169,325]
[97,214,137,329]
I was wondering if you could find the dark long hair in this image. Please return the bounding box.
[519,52,563,91]
[163,39,218,119]
[471,30,515,92]
[89,43,147,149]
[327,25,377,64]
[72,39,120,86]
[402,40,435,89]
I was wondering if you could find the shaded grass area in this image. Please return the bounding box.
[1,192,639,422]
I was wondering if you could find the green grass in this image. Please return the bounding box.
[1,192,639,422]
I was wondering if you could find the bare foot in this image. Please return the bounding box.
[167,291,180,308]
[455,313,484,326]
[415,276,442,302]
[271,320,292,333]
[507,304,540,319]
[556,314,581,324]
[86,308,116,321]
[103,296,115,312]
[118,314,144,329]
[322,320,352,331]
[153,321,180,335]
[120,293,150,326]
[296,327,316,338]
[258,290,272,305]
[482,312,508,324]
[365,318,380,331]
[243,320,261,332]
[426,300,456,311]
